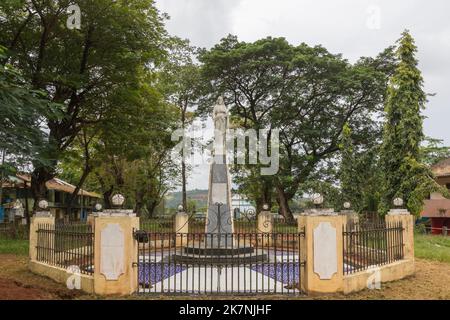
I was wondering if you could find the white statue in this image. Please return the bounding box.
[213,97,228,156]
[213,96,228,133]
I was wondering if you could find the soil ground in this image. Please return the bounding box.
[0,254,449,300]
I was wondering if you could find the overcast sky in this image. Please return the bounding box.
[155,0,450,190]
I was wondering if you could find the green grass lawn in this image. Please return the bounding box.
[0,240,29,256]
[415,233,450,263]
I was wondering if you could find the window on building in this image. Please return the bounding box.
[55,191,61,203]
[446,183,450,190]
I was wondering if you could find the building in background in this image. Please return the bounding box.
[421,158,450,235]
[1,174,101,223]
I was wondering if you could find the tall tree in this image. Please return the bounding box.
[339,123,382,213]
[0,0,167,208]
[380,31,443,215]
[200,35,393,219]
[158,38,203,211]
[0,45,59,223]
[420,137,450,166]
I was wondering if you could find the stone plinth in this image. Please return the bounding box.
[93,213,139,296]
[386,209,414,261]
[298,213,345,295]
[301,208,337,216]
[175,212,189,246]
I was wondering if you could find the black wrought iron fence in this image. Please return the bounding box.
[343,221,404,275]
[188,214,298,234]
[135,231,304,295]
[36,223,94,275]
[140,216,175,233]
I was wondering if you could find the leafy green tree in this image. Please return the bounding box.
[0,0,168,208]
[200,35,393,219]
[0,46,59,166]
[339,123,382,213]
[380,31,444,215]
[158,38,203,211]
[0,45,60,223]
[420,137,450,166]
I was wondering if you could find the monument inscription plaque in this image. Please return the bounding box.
[100,223,125,280]
[313,222,338,280]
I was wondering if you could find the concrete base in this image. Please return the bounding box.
[29,260,94,294]
[344,259,415,294]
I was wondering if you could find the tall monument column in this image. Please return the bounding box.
[206,97,234,247]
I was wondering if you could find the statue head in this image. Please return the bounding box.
[216,96,224,105]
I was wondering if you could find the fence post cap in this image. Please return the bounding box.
[301,208,337,216]
[34,211,52,217]
[387,208,410,216]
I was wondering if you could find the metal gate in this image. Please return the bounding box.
[134,230,305,295]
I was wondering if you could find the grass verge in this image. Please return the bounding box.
[414,233,450,263]
[0,240,29,256]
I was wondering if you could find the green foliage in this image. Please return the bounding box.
[380,31,444,215]
[339,123,382,212]
[200,35,393,217]
[420,137,450,166]
[0,0,169,200]
[0,46,60,167]
[0,239,29,256]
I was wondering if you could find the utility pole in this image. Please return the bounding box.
[0,150,5,223]
[0,149,5,206]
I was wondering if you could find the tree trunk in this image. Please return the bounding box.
[103,186,113,209]
[0,150,5,205]
[147,200,158,218]
[31,167,54,211]
[276,184,294,221]
[181,107,188,211]
[66,165,91,215]
[181,159,187,211]
[134,190,145,217]
[24,182,30,226]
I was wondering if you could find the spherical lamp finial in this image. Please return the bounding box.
[312,193,324,205]
[343,202,351,209]
[393,197,404,207]
[38,199,49,210]
[111,194,125,207]
[95,203,102,211]
[262,204,269,211]
[178,205,184,212]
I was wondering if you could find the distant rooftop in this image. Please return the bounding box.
[2,173,101,198]
[431,158,450,177]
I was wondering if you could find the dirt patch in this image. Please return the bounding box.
[0,254,91,300]
[310,258,450,300]
[0,278,56,300]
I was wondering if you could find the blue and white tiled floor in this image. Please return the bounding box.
[138,250,300,293]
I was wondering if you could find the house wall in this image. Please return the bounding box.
[1,187,100,222]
